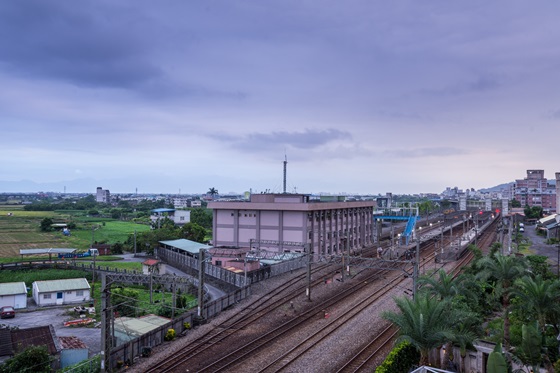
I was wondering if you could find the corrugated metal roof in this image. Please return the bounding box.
[538,214,558,224]
[12,325,60,355]
[0,282,27,295]
[159,238,212,254]
[33,278,90,293]
[20,248,77,255]
[0,329,13,357]
[114,315,170,339]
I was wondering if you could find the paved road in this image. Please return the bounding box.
[523,223,560,275]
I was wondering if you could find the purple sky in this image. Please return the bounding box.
[1,1,560,195]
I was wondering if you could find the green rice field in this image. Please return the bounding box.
[0,205,151,258]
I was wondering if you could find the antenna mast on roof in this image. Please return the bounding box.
[283,153,288,194]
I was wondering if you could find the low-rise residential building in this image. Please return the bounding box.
[32,278,91,307]
[150,208,190,225]
[0,282,28,309]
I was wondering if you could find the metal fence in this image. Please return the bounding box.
[157,247,307,287]
[109,286,251,370]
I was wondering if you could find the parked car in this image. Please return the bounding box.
[0,306,15,319]
[519,227,525,232]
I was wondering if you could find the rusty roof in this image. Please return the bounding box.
[142,259,160,266]
[59,336,88,350]
[11,325,60,355]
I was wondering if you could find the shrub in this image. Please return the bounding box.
[183,322,191,330]
[164,328,176,341]
[376,341,420,373]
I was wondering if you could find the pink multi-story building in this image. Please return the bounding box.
[514,170,557,213]
[208,194,375,256]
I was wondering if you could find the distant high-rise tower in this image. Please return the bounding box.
[96,187,110,203]
[556,172,560,213]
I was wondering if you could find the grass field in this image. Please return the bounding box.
[0,205,151,257]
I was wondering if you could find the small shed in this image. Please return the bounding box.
[0,282,28,309]
[113,314,171,346]
[59,336,89,369]
[32,278,91,307]
[142,259,166,275]
[91,243,112,255]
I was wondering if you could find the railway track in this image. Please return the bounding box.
[139,214,497,372]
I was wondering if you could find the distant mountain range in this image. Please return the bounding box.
[479,182,514,193]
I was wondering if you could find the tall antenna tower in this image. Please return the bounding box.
[283,154,287,194]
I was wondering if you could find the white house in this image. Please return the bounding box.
[150,208,190,225]
[32,278,91,307]
[0,282,28,309]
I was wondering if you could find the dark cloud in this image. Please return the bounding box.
[0,2,160,88]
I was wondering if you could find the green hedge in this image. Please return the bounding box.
[376,341,420,373]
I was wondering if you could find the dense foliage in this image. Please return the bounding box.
[384,250,560,371]
[375,342,420,373]
[0,345,52,373]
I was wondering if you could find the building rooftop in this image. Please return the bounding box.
[20,248,77,256]
[159,239,212,254]
[0,282,27,295]
[33,278,90,292]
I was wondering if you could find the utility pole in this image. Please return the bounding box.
[306,243,312,302]
[101,273,111,373]
[341,235,345,283]
[197,249,206,317]
[413,235,420,299]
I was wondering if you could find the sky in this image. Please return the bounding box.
[2,1,560,195]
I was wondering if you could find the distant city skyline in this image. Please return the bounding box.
[0,176,517,196]
[2,2,560,195]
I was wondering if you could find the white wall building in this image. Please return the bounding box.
[96,187,110,203]
[0,282,28,309]
[32,278,91,307]
[150,208,191,225]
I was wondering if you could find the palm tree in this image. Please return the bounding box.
[207,187,218,200]
[511,275,560,372]
[383,294,458,366]
[417,269,459,300]
[418,270,479,369]
[511,275,560,334]
[454,317,480,373]
[476,253,528,356]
